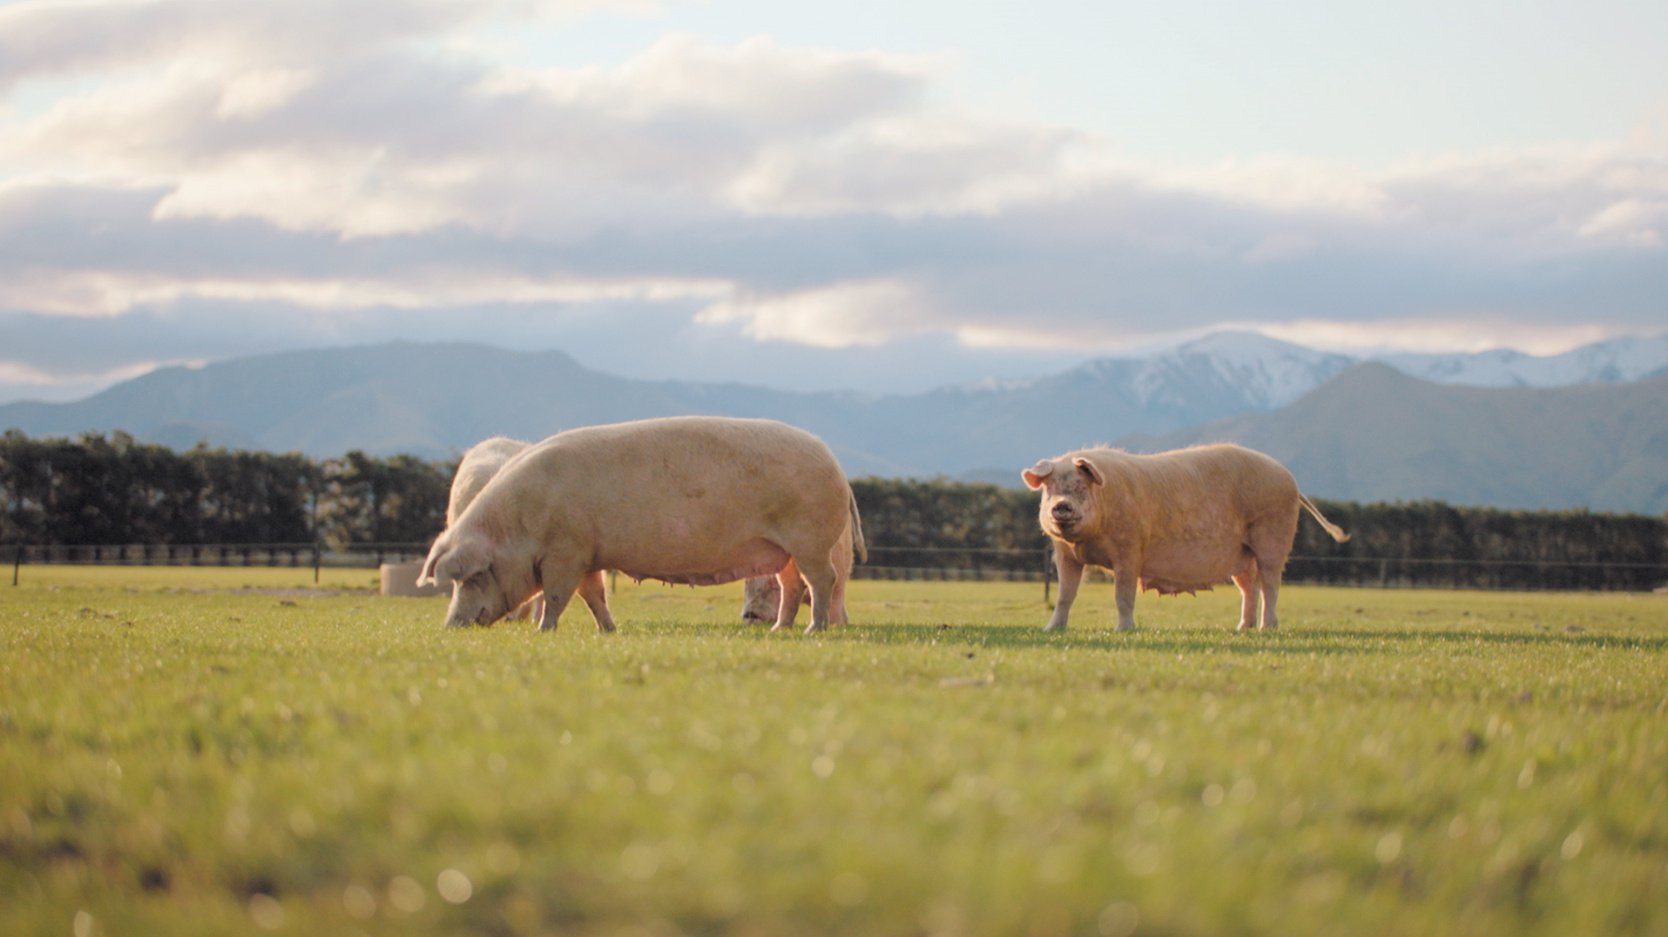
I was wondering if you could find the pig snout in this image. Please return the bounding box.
[1049,501,1080,530]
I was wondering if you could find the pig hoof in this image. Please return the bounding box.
[1236,621,1256,632]
[1115,623,1136,633]
[1043,623,1067,633]
[803,622,826,635]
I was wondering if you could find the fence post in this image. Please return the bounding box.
[11,544,21,587]
[313,541,322,584]
[1042,544,1053,605]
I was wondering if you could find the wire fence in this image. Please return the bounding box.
[7,542,1667,593]
[4,542,428,585]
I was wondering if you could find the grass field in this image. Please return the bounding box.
[2,566,1665,937]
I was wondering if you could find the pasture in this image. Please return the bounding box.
[2,567,1665,937]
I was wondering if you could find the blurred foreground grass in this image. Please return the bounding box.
[2,566,1665,936]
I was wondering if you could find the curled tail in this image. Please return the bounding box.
[848,489,868,563]
[1299,494,1350,543]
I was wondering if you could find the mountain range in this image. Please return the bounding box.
[2,331,1665,513]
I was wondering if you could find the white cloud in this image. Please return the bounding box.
[0,269,731,318]
[1578,198,1667,247]
[0,0,1663,399]
[149,150,482,237]
[1139,156,1395,218]
[696,279,935,347]
[1254,318,1623,358]
[214,67,315,120]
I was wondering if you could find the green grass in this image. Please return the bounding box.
[2,567,1665,937]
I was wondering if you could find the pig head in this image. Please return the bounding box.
[420,527,542,629]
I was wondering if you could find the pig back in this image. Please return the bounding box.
[487,417,851,580]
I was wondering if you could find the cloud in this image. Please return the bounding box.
[0,0,1664,402]
[0,0,543,90]
[697,279,938,347]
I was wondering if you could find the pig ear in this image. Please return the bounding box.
[417,534,450,586]
[420,534,489,587]
[1021,460,1055,490]
[1073,457,1105,487]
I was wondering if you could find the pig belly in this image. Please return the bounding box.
[619,538,792,587]
[1139,539,1251,594]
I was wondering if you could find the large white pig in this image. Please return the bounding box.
[445,436,537,620]
[447,436,531,526]
[1023,444,1348,633]
[419,416,864,634]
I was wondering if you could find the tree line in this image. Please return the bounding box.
[0,431,445,550]
[3,431,1664,590]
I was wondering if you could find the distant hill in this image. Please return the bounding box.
[3,334,1665,512]
[1124,364,1668,513]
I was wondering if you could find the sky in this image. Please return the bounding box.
[1,0,1664,403]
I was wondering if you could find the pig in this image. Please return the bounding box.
[740,521,859,625]
[445,436,538,620]
[1023,443,1348,633]
[419,416,865,634]
[447,436,531,526]
[445,434,861,626]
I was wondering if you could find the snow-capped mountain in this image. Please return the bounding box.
[1128,331,1355,409]
[1057,330,1668,413]
[1376,334,1668,388]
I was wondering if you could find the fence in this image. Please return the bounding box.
[4,542,432,585]
[7,542,1666,593]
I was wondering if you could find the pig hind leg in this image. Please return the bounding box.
[1231,551,1261,632]
[829,539,853,625]
[1256,563,1283,631]
[829,575,849,626]
[771,558,806,633]
[768,552,837,635]
[792,550,839,635]
[577,569,616,633]
[1247,516,1298,631]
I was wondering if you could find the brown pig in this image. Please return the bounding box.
[1023,444,1348,632]
[420,416,864,634]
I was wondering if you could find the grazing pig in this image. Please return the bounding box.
[419,416,864,634]
[447,435,827,625]
[1023,444,1348,633]
[740,522,860,625]
[447,436,531,526]
[445,436,537,620]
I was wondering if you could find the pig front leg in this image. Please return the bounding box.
[1045,543,1083,632]
[536,591,571,632]
[535,563,585,633]
[1112,564,1138,632]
